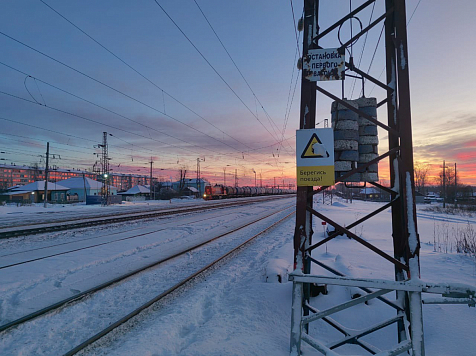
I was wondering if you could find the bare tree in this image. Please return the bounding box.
[178,166,187,193]
[414,162,430,195]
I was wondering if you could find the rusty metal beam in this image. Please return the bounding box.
[315,85,399,136]
[306,206,409,271]
[346,62,393,92]
[377,98,388,108]
[334,147,400,184]
[313,0,376,43]
[304,302,380,354]
[306,256,403,311]
[306,199,396,252]
[307,147,399,198]
[369,181,395,195]
[339,10,391,51]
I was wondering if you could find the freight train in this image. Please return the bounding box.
[203,184,296,200]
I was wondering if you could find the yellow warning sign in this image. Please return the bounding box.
[296,128,335,187]
[301,133,330,159]
[297,166,335,187]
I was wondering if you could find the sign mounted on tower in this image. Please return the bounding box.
[304,48,345,81]
[296,128,335,186]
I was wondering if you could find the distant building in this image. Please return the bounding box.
[58,177,118,201]
[171,178,208,195]
[0,164,149,191]
[1,180,70,203]
[120,185,151,201]
[358,187,391,201]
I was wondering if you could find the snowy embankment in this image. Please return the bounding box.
[1,198,475,355]
[83,198,476,356]
[0,198,294,355]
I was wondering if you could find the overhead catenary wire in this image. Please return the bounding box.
[349,1,375,99]
[152,0,286,149]
[3,62,241,158]
[1,3,299,177]
[0,132,150,164]
[2,64,287,166]
[0,31,253,157]
[277,2,304,159]
[38,0,255,153]
[0,126,158,160]
[0,112,296,172]
[359,22,384,97]
[0,90,200,156]
[2,74,294,173]
[368,0,423,96]
[192,0,292,155]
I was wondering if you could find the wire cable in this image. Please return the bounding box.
[38,0,254,152]
[349,1,375,99]
[193,0,290,153]
[152,0,284,147]
[0,30,249,155]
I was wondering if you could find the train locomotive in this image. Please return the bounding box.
[203,184,296,200]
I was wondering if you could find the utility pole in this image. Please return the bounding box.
[82,172,87,202]
[196,157,205,196]
[43,142,49,208]
[234,168,238,188]
[98,132,110,206]
[150,158,153,200]
[291,2,318,350]
[454,162,457,208]
[443,160,446,208]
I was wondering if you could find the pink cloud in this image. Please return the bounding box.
[456,152,476,161]
[464,140,476,148]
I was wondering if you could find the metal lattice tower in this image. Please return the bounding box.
[100,132,110,205]
[290,1,476,355]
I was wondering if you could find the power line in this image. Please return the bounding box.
[349,1,375,99]
[360,22,384,97]
[0,90,201,156]
[277,3,304,159]
[152,0,285,147]
[368,0,423,96]
[193,0,291,154]
[0,30,251,155]
[38,0,255,153]
[407,0,423,24]
[289,0,302,59]
[2,61,258,161]
[0,130,158,161]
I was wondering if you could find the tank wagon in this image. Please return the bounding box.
[203,184,295,200]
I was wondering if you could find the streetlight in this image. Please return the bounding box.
[252,169,256,187]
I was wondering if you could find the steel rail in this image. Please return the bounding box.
[0,205,294,335]
[0,209,241,268]
[0,195,293,239]
[62,210,295,356]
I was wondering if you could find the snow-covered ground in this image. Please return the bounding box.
[1,197,475,355]
[0,197,266,229]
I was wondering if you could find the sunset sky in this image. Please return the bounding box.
[1,0,475,187]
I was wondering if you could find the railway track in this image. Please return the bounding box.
[0,205,294,356]
[0,195,293,239]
